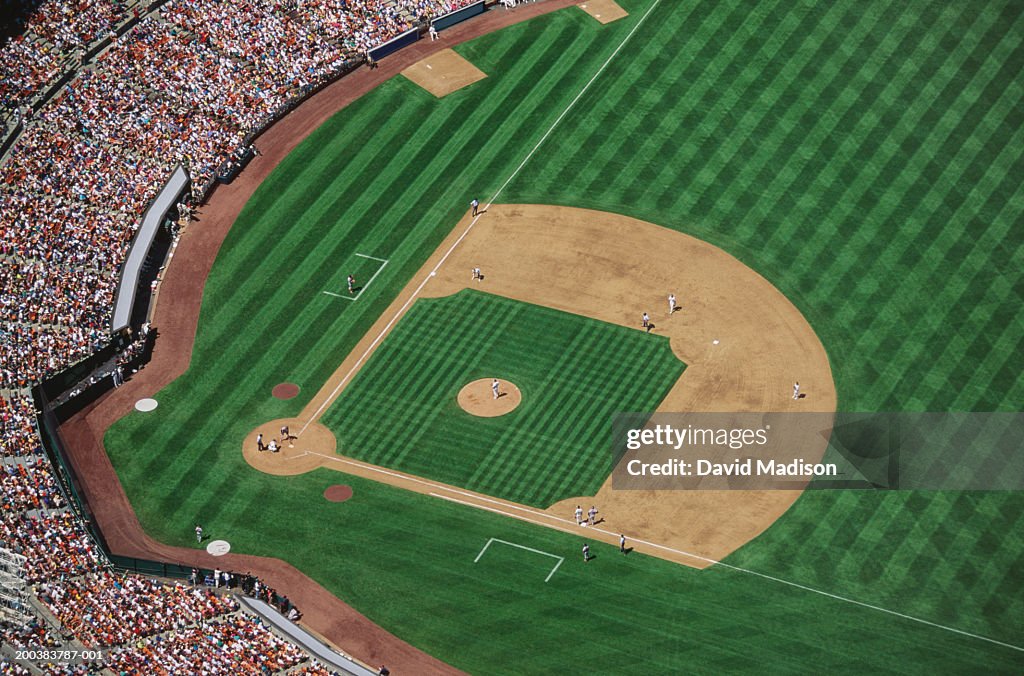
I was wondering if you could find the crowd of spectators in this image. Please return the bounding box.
[0,394,42,458]
[0,616,63,648]
[0,396,344,674]
[1,458,65,511]
[37,571,241,646]
[0,658,31,675]
[0,0,133,113]
[0,0,474,391]
[0,393,345,674]
[0,0,487,670]
[1,510,103,584]
[105,614,309,674]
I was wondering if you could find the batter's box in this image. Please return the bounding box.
[402,49,487,98]
[323,253,388,301]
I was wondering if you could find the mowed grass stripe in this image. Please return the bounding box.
[528,1,701,198]
[866,69,1024,407]
[102,1,1024,667]
[481,323,615,499]
[487,327,682,504]
[669,3,851,224]
[594,0,779,210]
[809,3,994,302]
[524,0,724,198]
[197,10,614,395]
[831,5,1015,321]
[508,331,660,500]
[184,93,426,383]
[324,292,682,505]
[711,2,912,248]
[375,298,522,469]
[549,347,682,500]
[737,2,943,263]
[740,3,926,258]
[332,294,516,467]
[456,305,617,498]
[344,20,603,260]
[330,294,515,467]
[186,17,614,417]
[839,21,1024,409]
[486,321,642,499]
[651,1,859,222]
[770,5,970,317]
[329,297,486,456]
[200,85,420,316]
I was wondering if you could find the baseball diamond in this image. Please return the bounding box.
[41,0,1024,673]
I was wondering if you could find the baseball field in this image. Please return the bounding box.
[100,0,1023,671]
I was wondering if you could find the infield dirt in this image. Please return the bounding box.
[578,0,628,24]
[57,2,578,670]
[247,204,837,568]
[402,48,488,97]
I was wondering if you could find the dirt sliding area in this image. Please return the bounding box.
[246,205,836,568]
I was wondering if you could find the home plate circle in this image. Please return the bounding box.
[135,398,158,412]
[206,540,231,556]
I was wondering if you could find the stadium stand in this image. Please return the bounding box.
[0,0,477,670]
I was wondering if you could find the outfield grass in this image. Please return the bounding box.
[105,0,1024,671]
[321,290,684,506]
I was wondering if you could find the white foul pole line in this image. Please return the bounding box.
[299,0,665,434]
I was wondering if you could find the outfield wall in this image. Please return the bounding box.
[432,1,487,31]
[111,165,189,334]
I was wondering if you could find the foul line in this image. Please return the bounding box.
[427,495,1023,655]
[474,538,564,582]
[297,450,1023,652]
[282,0,1021,649]
[299,0,664,435]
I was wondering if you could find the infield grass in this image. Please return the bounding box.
[104,0,1024,671]
[321,290,685,507]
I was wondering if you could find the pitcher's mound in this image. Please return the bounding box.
[458,379,521,417]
